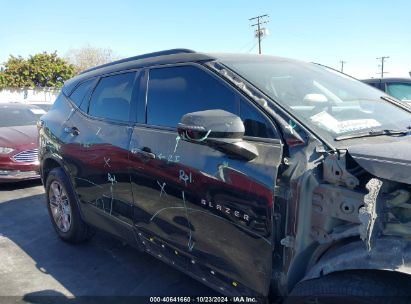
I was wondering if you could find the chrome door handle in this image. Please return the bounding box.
[64,126,80,136]
[131,147,156,159]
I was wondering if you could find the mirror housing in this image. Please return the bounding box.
[178,110,258,161]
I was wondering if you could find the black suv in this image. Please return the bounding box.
[39,49,411,301]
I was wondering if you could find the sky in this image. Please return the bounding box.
[1,0,410,79]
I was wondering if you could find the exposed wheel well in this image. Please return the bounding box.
[289,269,411,300]
[303,238,411,283]
[42,158,61,183]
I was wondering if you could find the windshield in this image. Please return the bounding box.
[221,58,411,142]
[0,104,46,127]
[387,83,411,102]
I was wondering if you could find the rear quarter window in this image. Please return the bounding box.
[69,79,96,112]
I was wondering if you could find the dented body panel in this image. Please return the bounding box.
[347,136,411,185]
[130,126,282,295]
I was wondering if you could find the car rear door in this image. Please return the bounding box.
[62,71,139,242]
[129,64,283,296]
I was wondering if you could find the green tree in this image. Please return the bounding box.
[0,56,32,88]
[0,72,7,88]
[0,52,75,89]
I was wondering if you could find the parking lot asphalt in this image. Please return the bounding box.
[0,180,216,303]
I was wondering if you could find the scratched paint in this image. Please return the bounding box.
[149,206,185,222]
[75,177,103,188]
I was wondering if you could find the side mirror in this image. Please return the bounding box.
[177,110,258,161]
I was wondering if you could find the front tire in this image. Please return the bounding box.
[46,167,93,243]
[287,270,411,304]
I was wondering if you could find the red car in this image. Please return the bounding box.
[0,103,46,182]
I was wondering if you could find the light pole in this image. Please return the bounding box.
[340,60,346,73]
[376,56,389,78]
[249,15,269,54]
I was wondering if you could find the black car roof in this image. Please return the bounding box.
[63,49,300,95]
[63,49,214,94]
[79,49,199,74]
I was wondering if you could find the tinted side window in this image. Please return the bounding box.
[147,66,238,128]
[69,79,94,110]
[89,72,136,122]
[367,82,379,89]
[147,65,277,138]
[62,79,78,97]
[240,100,276,138]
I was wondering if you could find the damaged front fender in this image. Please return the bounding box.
[304,154,411,284]
[347,138,411,185]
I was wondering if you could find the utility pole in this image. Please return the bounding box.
[376,56,389,78]
[249,14,269,54]
[340,60,346,73]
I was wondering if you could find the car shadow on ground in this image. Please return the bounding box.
[22,290,166,304]
[0,179,43,191]
[0,190,216,302]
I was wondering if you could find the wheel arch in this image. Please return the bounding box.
[41,156,63,184]
[42,155,86,222]
[302,238,411,283]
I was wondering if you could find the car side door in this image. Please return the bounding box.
[129,64,283,296]
[62,71,139,243]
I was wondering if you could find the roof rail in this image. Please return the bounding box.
[80,48,196,74]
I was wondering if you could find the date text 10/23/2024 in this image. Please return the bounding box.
[149,296,260,303]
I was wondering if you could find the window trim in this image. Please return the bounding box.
[141,62,280,140]
[66,77,99,111]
